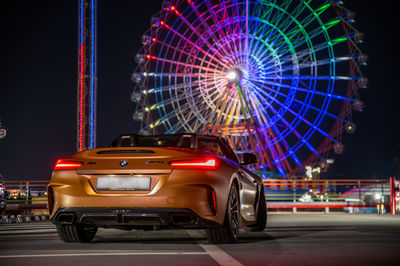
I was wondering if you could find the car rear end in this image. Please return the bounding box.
[48,146,233,229]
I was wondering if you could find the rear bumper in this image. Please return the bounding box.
[51,207,220,229]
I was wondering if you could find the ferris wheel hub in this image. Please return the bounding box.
[226,69,243,84]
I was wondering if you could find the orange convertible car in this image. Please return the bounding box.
[48,134,266,243]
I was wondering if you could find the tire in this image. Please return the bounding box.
[251,186,267,232]
[56,224,98,243]
[206,184,240,244]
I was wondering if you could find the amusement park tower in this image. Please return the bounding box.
[77,0,97,151]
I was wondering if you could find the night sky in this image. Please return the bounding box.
[0,0,399,180]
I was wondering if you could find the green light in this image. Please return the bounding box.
[315,3,330,14]
[325,19,341,27]
[332,37,347,44]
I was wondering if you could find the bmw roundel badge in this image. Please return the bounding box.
[120,160,128,167]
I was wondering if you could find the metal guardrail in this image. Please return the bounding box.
[0,179,391,213]
[2,180,49,190]
[2,181,48,212]
[263,179,391,213]
[263,179,390,202]
[6,204,47,210]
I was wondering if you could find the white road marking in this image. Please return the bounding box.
[0,229,56,235]
[186,230,244,266]
[0,234,57,239]
[0,252,206,258]
[198,244,244,266]
[0,224,55,229]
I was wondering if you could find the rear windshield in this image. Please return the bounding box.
[110,135,191,148]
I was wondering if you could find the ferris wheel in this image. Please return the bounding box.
[131,0,367,177]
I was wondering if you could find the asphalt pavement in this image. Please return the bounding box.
[0,213,399,266]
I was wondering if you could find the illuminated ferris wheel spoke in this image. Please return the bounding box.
[260,88,337,144]
[150,56,224,75]
[200,1,227,40]
[250,80,351,125]
[254,77,356,102]
[194,2,242,62]
[252,99,299,156]
[142,72,216,79]
[254,11,304,47]
[279,56,352,74]
[145,78,210,94]
[146,90,201,111]
[259,73,354,82]
[155,40,225,71]
[161,25,228,69]
[171,14,231,67]
[276,36,349,69]
[266,6,307,42]
[244,81,309,129]
[219,99,240,126]
[251,94,322,160]
[206,85,231,125]
[264,24,333,59]
[165,103,201,127]
[246,91,271,127]
[236,83,287,171]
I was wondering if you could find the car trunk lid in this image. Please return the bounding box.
[70,147,198,194]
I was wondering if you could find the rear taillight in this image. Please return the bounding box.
[54,159,83,170]
[169,158,218,170]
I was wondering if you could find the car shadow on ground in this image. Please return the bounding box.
[90,229,279,245]
[235,225,361,244]
[87,224,360,245]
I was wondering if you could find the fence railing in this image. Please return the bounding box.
[1,181,48,211]
[0,179,392,213]
[263,179,391,213]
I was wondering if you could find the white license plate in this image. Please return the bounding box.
[96,176,151,191]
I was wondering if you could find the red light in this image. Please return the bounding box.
[170,6,180,16]
[212,189,217,210]
[160,21,170,29]
[54,159,83,170]
[79,44,84,151]
[152,37,156,42]
[164,147,192,152]
[170,158,218,170]
[146,54,151,59]
[208,188,217,214]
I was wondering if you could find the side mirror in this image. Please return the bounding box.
[241,153,258,165]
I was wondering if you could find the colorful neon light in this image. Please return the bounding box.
[132,0,366,177]
[78,0,96,151]
[90,0,96,149]
[79,0,84,151]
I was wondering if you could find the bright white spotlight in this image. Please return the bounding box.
[226,69,240,83]
[226,71,237,81]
